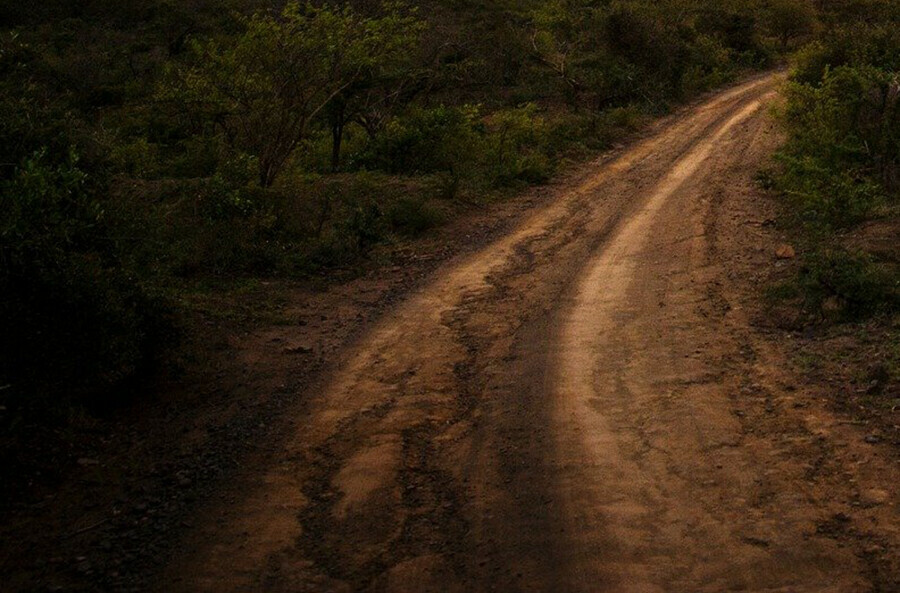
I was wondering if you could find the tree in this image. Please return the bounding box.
[160,2,422,187]
[765,0,818,48]
[324,25,427,172]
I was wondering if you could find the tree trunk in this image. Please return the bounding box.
[259,161,275,188]
[331,107,345,173]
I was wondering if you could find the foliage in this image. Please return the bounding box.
[0,150,166,404]
[776,66,899,227]
[360,105,482,175]
[797,249,899,320]
[484,104,553,186]
[772,1,900,320]
[159,2,424,186]
[763,0,818,49]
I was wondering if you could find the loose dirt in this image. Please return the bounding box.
[155,74,900,592]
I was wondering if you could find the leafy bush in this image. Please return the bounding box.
[762,0,818,49]
[776,65,899,229]
[0,150,167,404]
[388,195,445,237]
[772,7,900,321]
[483,104,553,186]
[361,105,481,176]
[797,249,898,319]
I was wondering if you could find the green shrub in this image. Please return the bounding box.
[361,105,481,176]
[792,24,900,86]
[775,154,884,228]
[109,137,160,177]
[388,196,445,237]
[771,8,900,323]
[548,105,645,153]
[0,149,167,405]
[776,65,899,229]
[484,104,553,187]
[798,249,899,319]
[158,1,425,187]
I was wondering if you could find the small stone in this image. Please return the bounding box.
[77,458,99,466]
[860,489,890,506]
[775,244,796,259]
[822,296,842,314]
[283,344,313,355]
[864,543,885,555]
[864,435,882,444]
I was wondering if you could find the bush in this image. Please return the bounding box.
[483,104,553,186]
[773,14,900,322]
[776,65,899,229]
[158,2,425,187]
[388,195,445,237]
[0,149,167,405]
[798,249,898,319]
[361,105,481,176]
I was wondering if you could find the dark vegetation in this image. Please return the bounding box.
[767,0,900,429]
[772,0,900,321]
[1,0,808,414]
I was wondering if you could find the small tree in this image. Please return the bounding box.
[161,2,422,187]
[765,0,818,49]
[325,32,427,172]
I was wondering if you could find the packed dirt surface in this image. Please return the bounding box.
[156,74,900,592]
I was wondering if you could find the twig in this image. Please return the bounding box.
[66,518,109,539]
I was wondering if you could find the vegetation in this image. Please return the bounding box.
[772,0,900,320]
[1,0,814,408]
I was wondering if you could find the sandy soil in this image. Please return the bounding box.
[153,74,900,592]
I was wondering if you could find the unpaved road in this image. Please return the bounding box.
[162,75,900,592]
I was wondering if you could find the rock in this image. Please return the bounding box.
[822,296,842,314]
[283,344,313,355]
[860,489,890,506]
[775,244,796,259]
[864,543,885,555]
[866,364,890,394]
[864,434,882,444]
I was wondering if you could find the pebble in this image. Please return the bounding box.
[860,489,890,506]
[775,244,796,259]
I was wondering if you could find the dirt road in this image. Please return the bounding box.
[163,75,900,592]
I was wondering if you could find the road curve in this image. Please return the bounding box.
[161,74,894,592]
